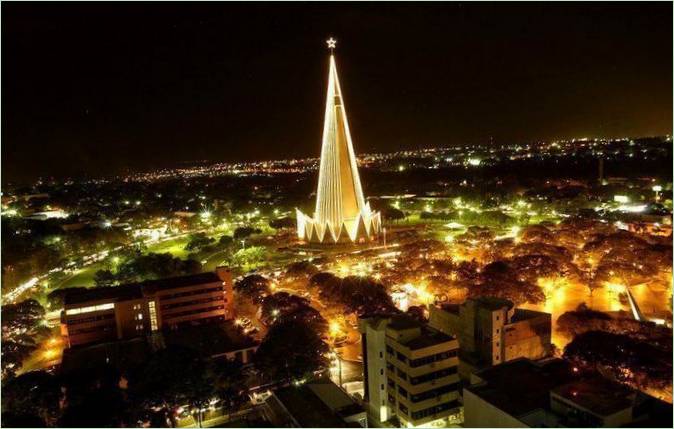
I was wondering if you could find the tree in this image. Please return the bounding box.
[113,253,202,284]
[557,308,672,351]
[276,305,328,336]
[234,274,271,304]
[129,346,213,428]
[520,225,554,244]
[260,292,311,325]
[1,371,61,426]
[229,246,267,271]
[210,359,247,414]
[2,299,45,330]
[269,217,295,229]
[309,272,340,290]
[286,261,319,279]
[59,365,129,427]
[2,299,48,378]
[469,260,546,305]
[184,233,215,252]
[2,339,37,379]
[563,331,672,395]
[219,235,234,246]
[382,207,406,222]
[233,227,261,240]
[94,269,117,287]
[254,320,329,383]
[339,276,397,315]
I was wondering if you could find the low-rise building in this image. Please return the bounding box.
[463,358,672,428]
[61,267,234,348]
[429,297,551,380]
[263,378,366,427]
[359,314,462,428]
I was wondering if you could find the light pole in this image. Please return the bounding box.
[338,351,343,387]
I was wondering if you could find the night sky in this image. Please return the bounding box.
[3,3,672,183]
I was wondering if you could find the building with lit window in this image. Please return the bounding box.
[359,314,462,427]
[296,38,381,244]
[61,267,234,348]
[429,297,551,380]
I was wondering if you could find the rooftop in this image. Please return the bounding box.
[64,283,143,306]
[552,377,634,416]
[63,271,223,306]
[387,315,422,331]
[470,296,514,311]
[405,327,455,350]
[466,358,574,418]
[511,308,551,323]
[140,271,222,293]
[270,378,363,427]
[387,315,455,350]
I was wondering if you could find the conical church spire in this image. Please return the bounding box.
[297,39,381,244]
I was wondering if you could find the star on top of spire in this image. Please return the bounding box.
[326,37,337,51]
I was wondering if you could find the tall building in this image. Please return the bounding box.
[359,314,462,428]
[429,297,551,380]
[61,267,234,348]
[296,38,381,244]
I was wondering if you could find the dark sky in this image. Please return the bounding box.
[3,3,672,183]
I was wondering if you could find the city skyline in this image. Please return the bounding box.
[3,3,672,182]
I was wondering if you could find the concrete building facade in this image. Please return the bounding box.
[61,267,234,347]
[429,297,551,379]
[360,315,462,428]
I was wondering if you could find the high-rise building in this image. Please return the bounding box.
[61,267,235,348]
[428,297,552,380]
[296,38,381,244]
[359,314,462,428]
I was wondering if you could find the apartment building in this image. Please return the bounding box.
[360,314,462,428]
[61,267,234,347]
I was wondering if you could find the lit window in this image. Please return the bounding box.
[148,301,159,331]
[65,303,114,315]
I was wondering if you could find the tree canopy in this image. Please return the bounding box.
[254,320,329,383]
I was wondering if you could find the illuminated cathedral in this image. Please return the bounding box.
[296,38,381,244]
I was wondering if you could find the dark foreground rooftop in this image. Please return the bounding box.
[466,358,574,417]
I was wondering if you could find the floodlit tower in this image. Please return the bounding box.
[296,38,381,244]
